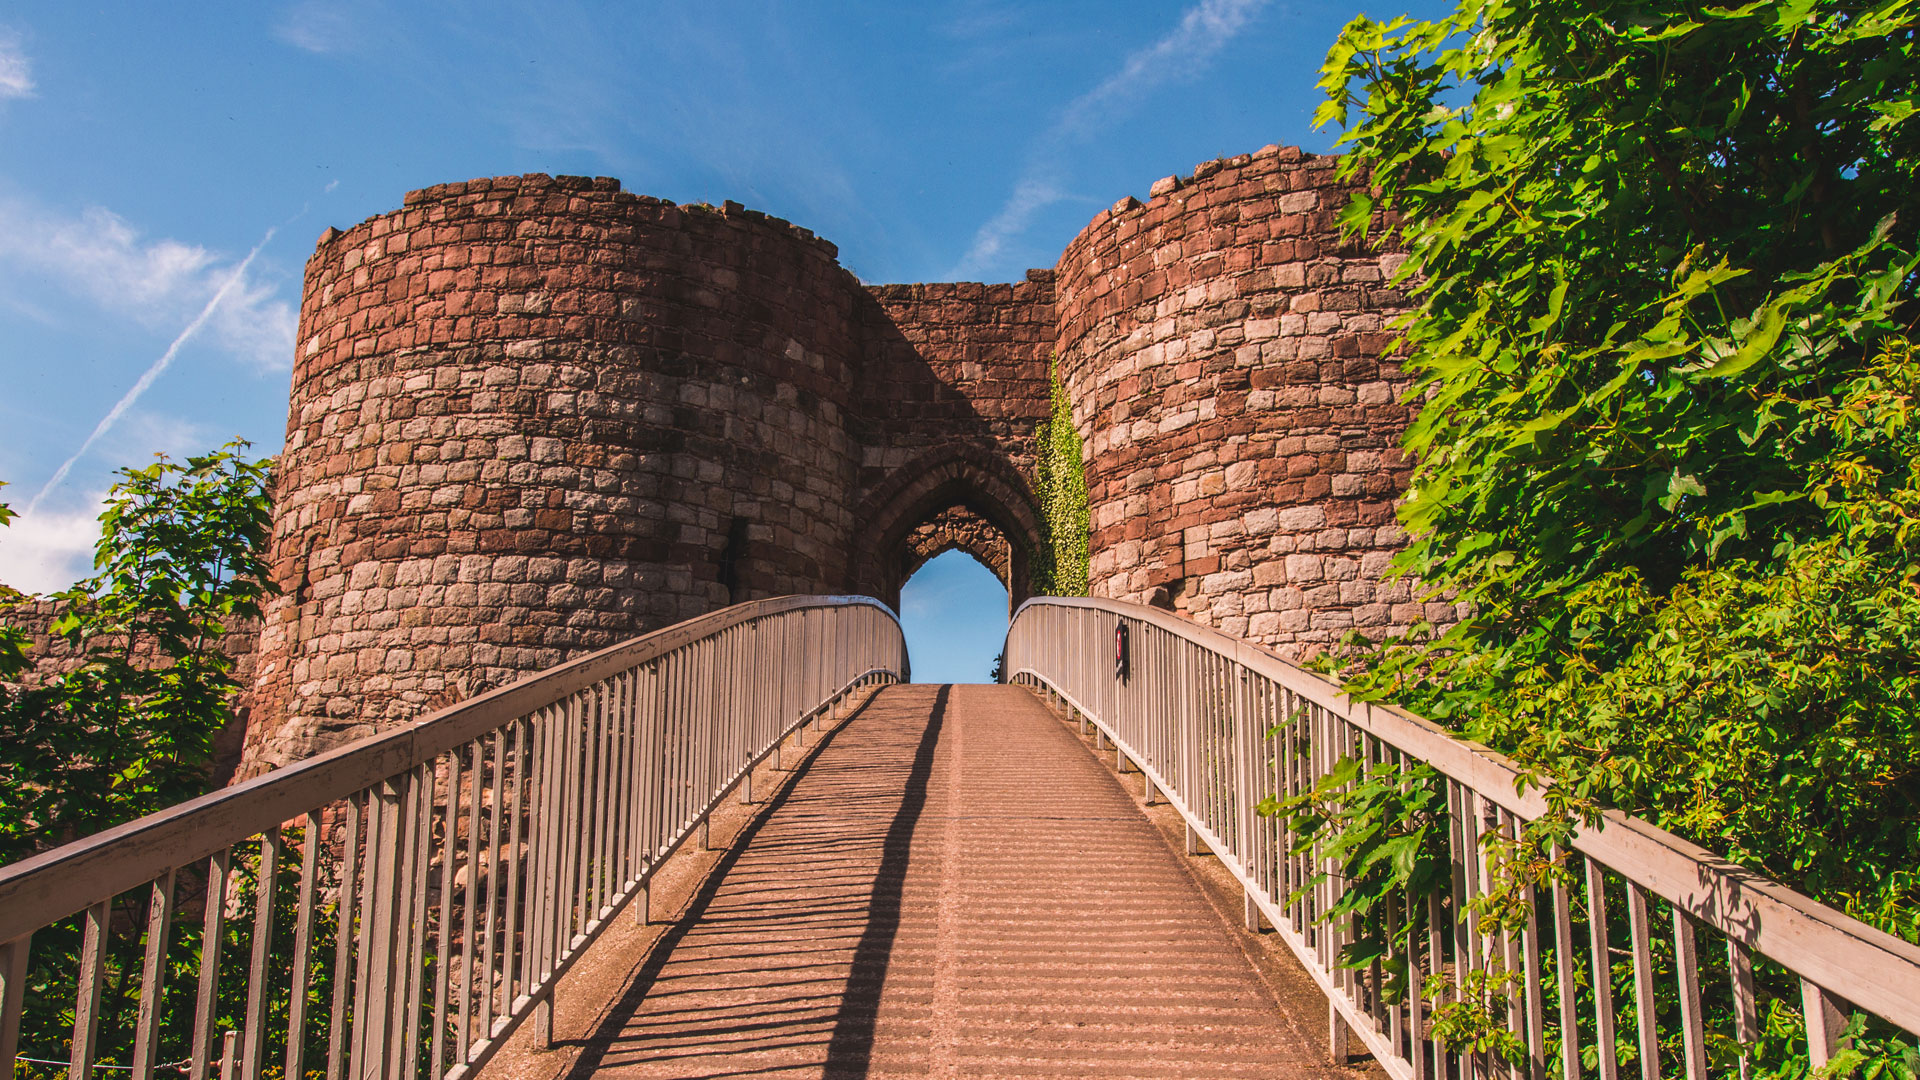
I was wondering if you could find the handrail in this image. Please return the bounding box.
[0,595,907,1080]
[1008,595,1920,1080]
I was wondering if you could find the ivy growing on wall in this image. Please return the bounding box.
[1032,359,1090,597]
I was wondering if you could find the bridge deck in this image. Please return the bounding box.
[555,683,1341,1079]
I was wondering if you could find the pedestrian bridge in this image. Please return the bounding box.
[2,597,1915,1080]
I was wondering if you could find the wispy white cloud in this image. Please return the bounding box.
[274,0,366,54]
[0,27,33,100]
[0,493,101,595]
[0,200,297,373]
[949,0,1272,280]
[27,227,278,514]
[1057,0,1269,138]
[947,177,1066,285]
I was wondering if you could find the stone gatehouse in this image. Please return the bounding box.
[241,142,1438,774]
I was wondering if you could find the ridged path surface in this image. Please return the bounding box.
[565,683,1329,1079]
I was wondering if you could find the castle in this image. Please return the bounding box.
[227,141,1435,774]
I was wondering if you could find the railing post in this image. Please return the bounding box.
[0,933,29,1080]
[218,1030,238,1080]
[1236,668,1261,934]
[68,900,109,1080]
[1329,1001,1351,1066]
[1802,982,1849,1070]
[533,991,552,1050]
[239,829,282,1080]
[193,847,233,1080]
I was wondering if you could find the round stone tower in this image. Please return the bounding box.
[243,175,863,771]
[1053,145,1439,655]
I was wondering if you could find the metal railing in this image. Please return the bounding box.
[0,595,906,1080]
[1007,596,1920,1080]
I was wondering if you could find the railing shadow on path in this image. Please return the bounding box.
[558,684,950,1080]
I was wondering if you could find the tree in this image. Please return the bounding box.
[0,443,274,865]
[1320,0,1918,627]
[1306,0,1920,942]
[1289,6,1920,1066]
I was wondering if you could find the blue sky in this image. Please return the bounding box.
[0,0,1447,667]
[899,551,1009,684]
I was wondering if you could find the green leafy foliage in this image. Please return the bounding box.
[1032,359,1090,596]
[1263,754,1449,988]
[0,443,274,865]
[1426,965,1529,1067]
[1307,0,1920,1065]
[1745,1001,1920,1080]
[1316,0,1920,938]
[1319,0,1920,624]
[0,445,331,1078]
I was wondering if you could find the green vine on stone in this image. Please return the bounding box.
[1032,356,1089,596]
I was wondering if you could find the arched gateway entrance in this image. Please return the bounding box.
[849,448,1044,613]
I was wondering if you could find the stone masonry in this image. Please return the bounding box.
[1055,145,1443,642]
[229,142,1428,776]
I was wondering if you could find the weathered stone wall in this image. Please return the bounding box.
[849,278,1054,607]
[1,597,259,783]
[901,505,1012,592]
[1,599,259,688]
[1054,145,1437,655]
[246,176,866,771]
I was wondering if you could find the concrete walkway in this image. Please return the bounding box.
[557,683,1339,1079]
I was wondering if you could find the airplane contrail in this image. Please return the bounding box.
[26,226,278,516]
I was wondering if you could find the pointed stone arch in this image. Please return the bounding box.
[849,446,1045,612]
